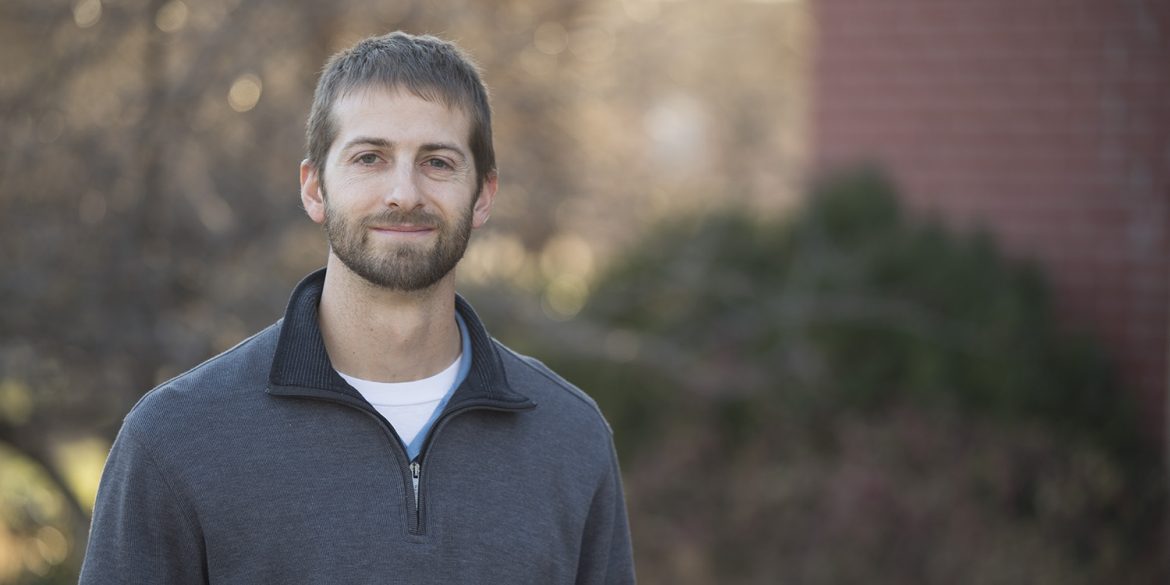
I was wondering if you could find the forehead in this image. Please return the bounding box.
[329,86,472,153]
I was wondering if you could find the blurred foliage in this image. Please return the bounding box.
[501,168,1165,584]
[0,447,73,585]
[584,169,1142,456]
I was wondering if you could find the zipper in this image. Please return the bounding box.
[403,401,532,534]
[274,391,532,536]
[410,460,421,530]
[275,393,426,534]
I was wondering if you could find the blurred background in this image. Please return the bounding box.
[1,0,1168,582]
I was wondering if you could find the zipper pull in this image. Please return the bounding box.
[410,461,421,511]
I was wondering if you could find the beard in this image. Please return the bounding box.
[322,184,475,292]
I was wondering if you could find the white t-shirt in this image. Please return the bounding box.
[338,355,461,447]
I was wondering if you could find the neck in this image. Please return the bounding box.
[317,254,462,383]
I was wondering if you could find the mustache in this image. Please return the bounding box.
[359,209,443,229]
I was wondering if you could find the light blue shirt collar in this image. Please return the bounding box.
[404,312,472,460]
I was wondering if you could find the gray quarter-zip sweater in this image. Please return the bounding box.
[80,269,635,584]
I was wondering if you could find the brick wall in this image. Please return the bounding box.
[812,0,1170,435]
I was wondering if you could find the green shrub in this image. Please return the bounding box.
[531,168,1164,584]
[578,168,1144,462]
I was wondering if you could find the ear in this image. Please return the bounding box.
[300,159,326,225]
[471,170,498,229]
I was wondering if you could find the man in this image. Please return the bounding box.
[80,32,635,584]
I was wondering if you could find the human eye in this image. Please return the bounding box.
[355,153,381,165]
[423,157,453,171]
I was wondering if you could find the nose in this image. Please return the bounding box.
[382,163,424,210]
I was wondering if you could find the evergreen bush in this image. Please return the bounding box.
[537,168,1164,583]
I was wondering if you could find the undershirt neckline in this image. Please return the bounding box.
[334,313,473,459]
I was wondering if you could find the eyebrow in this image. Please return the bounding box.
[340,137,468,161]
[420,142,469,161]
[340,136,392,152]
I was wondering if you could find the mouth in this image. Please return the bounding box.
[369,224,437,237]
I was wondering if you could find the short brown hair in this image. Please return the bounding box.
[305,32,495,193]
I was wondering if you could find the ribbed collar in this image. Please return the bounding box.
[267,268,535,411]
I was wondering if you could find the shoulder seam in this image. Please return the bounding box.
[115,428,205,554]
[129,321,279,416]
[494,341,612,433]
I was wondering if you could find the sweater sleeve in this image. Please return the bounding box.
[576,438,636,585]
[79,425,207,585]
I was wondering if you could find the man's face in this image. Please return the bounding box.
[300,87,496,291]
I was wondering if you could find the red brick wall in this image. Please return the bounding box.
[812,0,1170,434]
